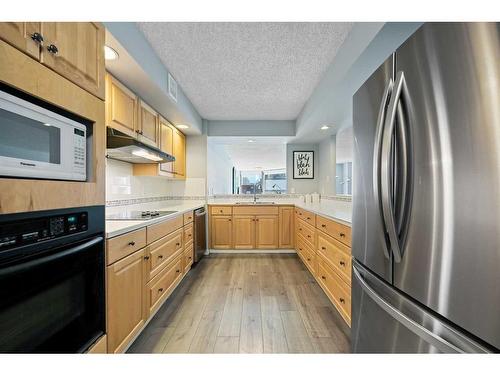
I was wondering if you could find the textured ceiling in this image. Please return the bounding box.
[137,22,353,120]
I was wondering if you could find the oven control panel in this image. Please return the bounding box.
[0,212,88,250]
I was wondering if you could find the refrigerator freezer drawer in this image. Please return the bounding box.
[351,260,490,353]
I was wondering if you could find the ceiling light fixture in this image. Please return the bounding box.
[177,124,189,129]
[104,45,119,61]
[320,125,330,130]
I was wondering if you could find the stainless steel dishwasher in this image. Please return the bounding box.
[193,207,207,263]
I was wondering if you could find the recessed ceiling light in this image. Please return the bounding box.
[104,45,119,61]
[177,124,189,129]
[248,139,255,143]
[320,125,330,130]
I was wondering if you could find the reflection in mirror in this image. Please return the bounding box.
[335,126,353,195]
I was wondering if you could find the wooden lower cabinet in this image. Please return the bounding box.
[106,248,146,354]
[145,228,183,281]
[255,215,279,249]
[211,216,233,249]
[183,243,194,273]
[146,254,183,316]
[233,215,256,249]
[279,206,295,248]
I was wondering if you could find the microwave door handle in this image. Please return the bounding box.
[0,236,103,278]
[373,78,393,260]
[381,71,406,263]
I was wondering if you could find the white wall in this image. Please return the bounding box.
[318,135,336,196]
[286,143,319,194]
[207,142,234,195]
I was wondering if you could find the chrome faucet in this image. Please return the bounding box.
[272,184,282,195]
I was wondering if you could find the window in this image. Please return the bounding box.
[335,126,353,196]
[235,168,287,194]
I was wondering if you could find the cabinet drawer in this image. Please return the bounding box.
[184,222,194,245]
[106,228,146,265]
[183,243,194,273]
[233,206,279,216]
[147,215,183,244]
[295,207,316,226]
[145,228,183,280]
[317,233,351,285]
[317,258,351,326]
[316,215,351,247]
[146,254,183,316]
[296,235,316,275]
[211,206,232,215]
[183,211,194,225]
[296,219,316,247]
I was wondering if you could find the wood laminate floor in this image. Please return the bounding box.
[128,254,351,354]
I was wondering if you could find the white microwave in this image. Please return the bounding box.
[0,90,87,181]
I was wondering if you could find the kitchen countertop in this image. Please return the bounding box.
[207,198,352,226]
[106,200,205,238]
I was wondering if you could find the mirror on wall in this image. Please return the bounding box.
[335,126,353,196]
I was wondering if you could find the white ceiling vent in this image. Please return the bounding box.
[168,73,178,102]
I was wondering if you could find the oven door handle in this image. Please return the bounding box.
[0,236,103,278]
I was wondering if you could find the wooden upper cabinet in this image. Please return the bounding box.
[0,22,41,59]
[138,100,159,147]
[106,249,146,354]
[211,216,232,249]
[40,22,105,99]
[279,206,295,249]
[233,216,256,249]
[105,74,138,137]
[172,128,186,177]
[255,215,279,249]
[159,118,174,175]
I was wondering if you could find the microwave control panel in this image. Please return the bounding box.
[0,212,88,251]
[73,128,86,170]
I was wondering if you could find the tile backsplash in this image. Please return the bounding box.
[106,159,206,202]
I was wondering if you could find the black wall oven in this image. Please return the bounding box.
[0,206,105,353]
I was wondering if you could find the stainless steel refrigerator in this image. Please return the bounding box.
[352,23,500,353]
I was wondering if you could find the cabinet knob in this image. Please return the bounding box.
[340,233,346,238]
[144,255,150,260]
[307,258,311,261]
[47,44,59,54]
[228,219,232,222]
[339,297,345,304]
[307,235,311,238]
[321,246,326,250]
[158,288,164,293]
[128,241,135,246]
[339,260,346,266]
[188,234,192,237]
[31,32,44,43]
[321,224,326,228]
[158,255,163,259]
[176,269,180,273]
[188,256,192,260]
[176,242,180,246]
[321,275,326,280]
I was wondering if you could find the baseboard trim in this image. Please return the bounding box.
[209,249,296,254]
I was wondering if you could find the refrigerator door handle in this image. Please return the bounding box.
[353,264,464,353]
[372,78,393,260]
[381,71,407,262]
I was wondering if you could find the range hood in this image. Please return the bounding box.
[106,127,175,164]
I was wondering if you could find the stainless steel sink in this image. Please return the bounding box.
[234,201,275,205]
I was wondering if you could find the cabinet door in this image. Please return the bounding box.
[172,128,186,177]
[233,215,255,249]
[0,22,40,59]
[138,100,159,147]
[159,119,174,175]
[211,216,232,249]
[106,74,138,137]
[255,215,279,249]
[40,22,105,99]
[106,249,146,353]
[279,206,295,248]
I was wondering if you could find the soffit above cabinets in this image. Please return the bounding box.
[137,22,354,121]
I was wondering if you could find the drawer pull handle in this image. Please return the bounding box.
[339,261,346,266]
[158,255,163,259]
[158,288,164,293]
[47,44,59,54]
[340,233,346,238]
[188,234,192,237]
[31,32,44,43]
[307,258,311,261]
[321,224,326,228]
[307,235,311,238]
[339,297,345,304]
[128,241,135,246]
[321,275,326,280]
[144,255,150,260]
[219,210,223,213]
[299,228,302,231]
[176,242,180,246]
[228,219,232,222]
[176,269,180,273]
[188,257,192,260]
[321,246,326,250]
